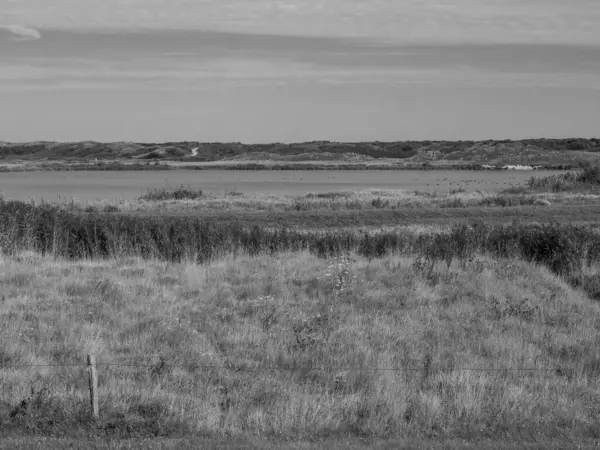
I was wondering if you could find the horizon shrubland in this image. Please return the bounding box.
[1,138,599,170]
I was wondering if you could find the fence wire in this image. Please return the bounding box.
[0,360,582,373]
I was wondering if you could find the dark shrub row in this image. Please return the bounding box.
[180,163,575,171]
[0,162,171,172]
[42,162,172,171]
[1,200,600,280]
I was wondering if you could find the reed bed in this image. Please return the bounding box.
[1,200,599,297]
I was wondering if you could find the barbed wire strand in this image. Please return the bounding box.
[0,361,580,372]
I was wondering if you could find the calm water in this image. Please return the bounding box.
[0,170,561,202]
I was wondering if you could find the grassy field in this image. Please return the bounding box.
[58,186,600,214]
[2,167,600,447]
[2,250,600,445]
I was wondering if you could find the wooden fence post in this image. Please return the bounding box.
[87,353,99,421]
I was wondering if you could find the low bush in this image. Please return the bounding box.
[570,273,600,302]
[139,185,204,201]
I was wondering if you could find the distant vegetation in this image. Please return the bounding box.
[139,185,204,201]
[0,162,581,172]
[527,163,600,192]
[184,163,577,171]
[0,161,172,172]
[1,138,599,168]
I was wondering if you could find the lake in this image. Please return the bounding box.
[0,169,560,202]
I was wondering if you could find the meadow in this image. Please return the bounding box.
[2,245,600,448]
[2,166,600,448]
[60,186,572,213]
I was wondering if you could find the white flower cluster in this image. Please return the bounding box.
[320,252,356,303]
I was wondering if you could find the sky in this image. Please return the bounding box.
[1,0,600,143]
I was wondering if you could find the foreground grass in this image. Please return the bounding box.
[3,437,600,449]
[1,251,600,442]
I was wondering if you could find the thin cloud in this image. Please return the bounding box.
[1,0,600,44]
[4,24,41,40]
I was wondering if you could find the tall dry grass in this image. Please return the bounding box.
[1,251,600,441]
[2,200,600,299]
